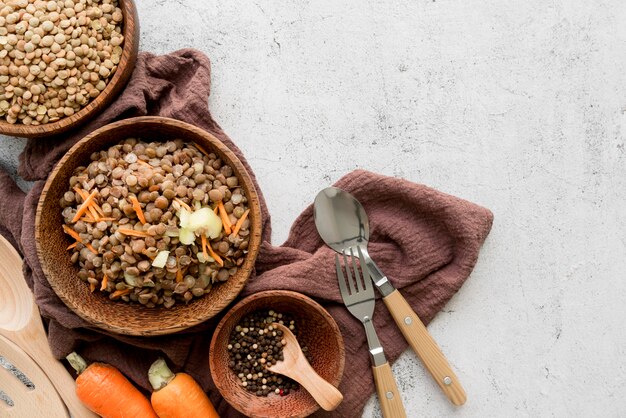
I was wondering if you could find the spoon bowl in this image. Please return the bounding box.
[0,236,97,417]
[313,187,370,252]
[267,323,343,412]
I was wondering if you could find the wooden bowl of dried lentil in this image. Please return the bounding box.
[35,116,262,336]
[210,290,345,418]
[0,0,139,138]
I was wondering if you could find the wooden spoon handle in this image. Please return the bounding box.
[14,313,98,418]
[290,359,343,411]
[383,289,466,405]
[372,362,406,418]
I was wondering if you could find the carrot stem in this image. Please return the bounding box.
[71,190,97,223]
[148,358,176,391]
[232,209,250,236]
[129,196,147,224]
[217,201,232,234]
[66,352,88,375]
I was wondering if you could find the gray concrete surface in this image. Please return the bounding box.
[2,0,625,416]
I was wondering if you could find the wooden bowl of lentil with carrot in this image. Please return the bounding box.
[210,290,345,418]
[35,116,262,336]
[0,0,139,139]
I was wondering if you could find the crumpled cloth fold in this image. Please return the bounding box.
[0,48,493,417]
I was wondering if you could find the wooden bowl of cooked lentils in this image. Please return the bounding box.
[35,116,262,335]
[0,0,139,138]
[210,290,345,418]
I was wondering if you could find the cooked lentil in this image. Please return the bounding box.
[60,138,251,308]
[228,310,312,397]
[0,0,125,125]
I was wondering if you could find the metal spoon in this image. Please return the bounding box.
[314,187,467,406]
[267,323,343,411]
[0,235,97,417]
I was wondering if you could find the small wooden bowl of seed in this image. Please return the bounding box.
[35,116,262,335]
[210,290,345,418]
[0,0,139,138]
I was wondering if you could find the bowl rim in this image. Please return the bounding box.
[209,289,346,418]
[0,0,139,139]
[34,115,263,335]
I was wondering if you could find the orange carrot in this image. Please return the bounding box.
[92,202,106,218]
[117,228,151,238]
[87,205,100,221]
[137,160,152,168]
[62,225,97,254]
[89,282,96,293]
[194,144,211,158]
[67,242,78,250]
[148,359,219,418]
[100,275,108,291]
[129,196,147,224]
[175,268,183,283]
[110,288,131,299]
[217,201,231,235]
[206,243,224,267]
[149,185,161,192]
[232,209,250,236]
[66,352,158,418]
[201,235,209,260]
[71,190,97,223]
[213,206,218,214]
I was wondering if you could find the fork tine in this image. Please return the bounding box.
[350,247,365,292]
[342,250,357,295]
[335,254,349,299]
[357,246,373,291]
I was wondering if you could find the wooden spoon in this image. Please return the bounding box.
[266,323,343,411]
[0,236,97,417]
[0,334,68,417]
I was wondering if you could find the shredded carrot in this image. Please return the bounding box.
[67,242,78,250]
[142,249,156,260]
[175,255,183,283]
[201,235,209,260]
[129,196,146,224]
[110,288,131,299]
[174,198,191,212]
[73,186,87,199]
[88,205,100,221]
[101,275,108,291]
[117,228,151,238]
[206,243,224,267]
[195,143,211,158]
[92,202,105,218]
[62,225,97,254]
[137,160,152,168]
[82,213,96,223]
[89,282,96,293]
[71,190,97,223]
[213,206,218,214]
[217,201,232,234]
[232,209,250,236]
[149,185,160,192]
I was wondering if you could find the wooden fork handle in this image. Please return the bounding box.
[372,362,406,418]
[383,289,467,406]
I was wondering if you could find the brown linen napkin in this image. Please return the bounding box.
[0,48,493,417]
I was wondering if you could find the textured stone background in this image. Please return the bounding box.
[1,1,625,416]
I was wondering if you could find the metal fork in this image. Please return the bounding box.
[335,246,407,418]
